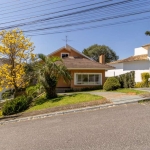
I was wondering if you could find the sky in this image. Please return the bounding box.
[0,0,150,60]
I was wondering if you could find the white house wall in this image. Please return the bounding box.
[105,63,128,77]
[106,60,150,82]
[123,61,149,82]
[134,47,147,56]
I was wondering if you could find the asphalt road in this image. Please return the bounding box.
[1,103,150,150]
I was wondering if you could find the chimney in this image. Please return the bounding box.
[99,55,105,64]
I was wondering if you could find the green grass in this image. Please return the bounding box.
[27,93,104,112]
[115,88,149,95]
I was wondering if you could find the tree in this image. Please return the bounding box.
[38,54,71,99]
[82,44,119,63]
[145,31,150,36]
[24,61,39,86]
[0,29,35,97]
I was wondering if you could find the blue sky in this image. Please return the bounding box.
[0,0,150,60]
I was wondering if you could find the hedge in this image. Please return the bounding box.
[115,71,135,88]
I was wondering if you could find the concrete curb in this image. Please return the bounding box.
[0,97,150,125]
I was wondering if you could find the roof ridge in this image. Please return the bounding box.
[107,54,148,64]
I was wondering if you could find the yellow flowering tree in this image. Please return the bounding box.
[0,29,35,97]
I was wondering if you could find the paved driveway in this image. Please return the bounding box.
[1,103,150,150]
[88,91,143,103]
[134,88,150,92]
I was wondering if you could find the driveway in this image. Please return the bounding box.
[88,91,144,103]
[1,103,150,150]
[60,90,145,104]
[134,88,150,92]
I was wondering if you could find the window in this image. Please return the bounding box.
[61,53,69,58]
[75,73,102,85]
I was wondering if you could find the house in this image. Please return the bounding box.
[106,44,150,83]
[0,44,114,99]
[48,44,114,91]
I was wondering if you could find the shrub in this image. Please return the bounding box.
[141,72,150,87]
[135,82,145,88]
[116,71,135,88]
[26,84,43,98]
[2,96,32,116]
[65,86,103,92]
[80,85,103,91]
[103,77,120,91]
[1,89,14,99]
[134,72,150,88]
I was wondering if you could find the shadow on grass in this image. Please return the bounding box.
[34,94,78,105]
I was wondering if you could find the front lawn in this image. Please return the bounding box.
[115,88,149,95]
[27,93,106,112]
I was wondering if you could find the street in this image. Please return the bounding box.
[1,103,150,150]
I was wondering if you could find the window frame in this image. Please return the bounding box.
[74,73,102,85]
[61,53,69,58]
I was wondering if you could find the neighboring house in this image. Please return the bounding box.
[48,44,114,91]
[106,44,150,83]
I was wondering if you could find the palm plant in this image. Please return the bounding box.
[38,54,71,99]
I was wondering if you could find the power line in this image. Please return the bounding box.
[0,0,149,37]
[0,0,109,25]
[0,0,65,16]
[0,0,94,21]
[0,0,31,6]
[22,8,150,33]
[0,0,134,30]
[27,16,150,36]
[0,0,51,10]
[20,1,150,30]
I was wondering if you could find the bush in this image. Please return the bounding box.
[141,73,150,87]
[103,77,120,91]
[2,96,32,116]
[116,71,135,88]
[135,82,145,88]
[135,72,150,88]
[80,85,103,91]
[1,89,14,99]
[65,86,103,92]
[26,84,43,98]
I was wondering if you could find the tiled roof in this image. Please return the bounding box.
[108,54,148,64]
[61,57,114,70]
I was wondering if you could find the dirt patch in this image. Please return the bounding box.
[127,92,136,95]
[0,98,110,121]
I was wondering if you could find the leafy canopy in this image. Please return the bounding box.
[145,31,150,36]
[0,29,35,92]
[82,44,119,63]
[38,54,71,99]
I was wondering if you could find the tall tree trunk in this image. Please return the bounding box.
[46,86,57,99]
[14,86,19,98]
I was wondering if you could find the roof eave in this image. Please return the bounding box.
[48,46,66,56]
[66,44,93,61]
[142,44,150,50]
[67,68,115,70]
